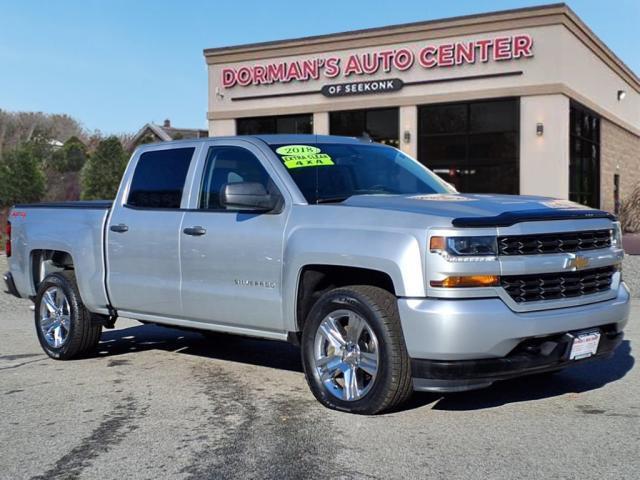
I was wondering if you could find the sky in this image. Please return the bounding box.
[0,0,638,135]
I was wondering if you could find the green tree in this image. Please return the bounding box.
[0,143,46,208]
[81,136,128,200]
[53,136,87,172]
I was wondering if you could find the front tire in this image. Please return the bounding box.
[301,285,413,414]
[34,271,102,360]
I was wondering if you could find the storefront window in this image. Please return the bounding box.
[237,114,312,135]
[418,99,519,194]
[569,103,600,208]
[329,108,399,147]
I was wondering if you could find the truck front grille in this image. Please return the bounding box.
[501,266,615,303]
[498,229,611,256]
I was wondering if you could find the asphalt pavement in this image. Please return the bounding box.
[1,255,639,480]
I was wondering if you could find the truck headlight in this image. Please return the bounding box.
[430,236,498,261]
[611,222,623,249]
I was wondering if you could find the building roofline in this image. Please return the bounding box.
[559,3,639,89]
[203,3,564,55]
[203,3,639,92]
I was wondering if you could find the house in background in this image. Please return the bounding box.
[47,139,64,149]
[128,119,208,151]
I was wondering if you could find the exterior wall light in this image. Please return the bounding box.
[617,90,626,101]
[403,130,411,143]
[536,123,544,136]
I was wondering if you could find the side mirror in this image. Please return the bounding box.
[220,182,277,211]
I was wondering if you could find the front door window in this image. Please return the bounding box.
[199,146,277,210]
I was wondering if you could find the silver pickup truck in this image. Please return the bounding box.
[3,135,630,414]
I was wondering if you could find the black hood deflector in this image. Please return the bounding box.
[452,209,616,228]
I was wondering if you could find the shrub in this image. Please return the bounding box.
[0,144,46,208]
[81,136,128,200]
[619,184,640,233]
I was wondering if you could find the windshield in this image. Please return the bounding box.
[270,143,453,204]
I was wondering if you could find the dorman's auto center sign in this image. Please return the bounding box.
[221,34,533,88]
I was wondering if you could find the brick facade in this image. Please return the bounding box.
[600,119,640,213]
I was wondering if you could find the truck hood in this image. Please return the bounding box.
[341,194,615,227]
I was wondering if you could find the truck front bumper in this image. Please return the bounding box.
[398,284,630,392]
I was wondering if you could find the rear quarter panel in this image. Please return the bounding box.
[9,207,110,313]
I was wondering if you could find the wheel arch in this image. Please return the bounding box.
[30,249,74,293]
[294,264,397,333]
[282,227,426,333]
[28,248,108,314]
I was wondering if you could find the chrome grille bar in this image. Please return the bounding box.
[498,229,611,256]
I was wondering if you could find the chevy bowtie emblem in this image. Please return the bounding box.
[565,255,590,270]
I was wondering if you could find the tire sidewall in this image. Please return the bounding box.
[301,288,400,414]
[35,273,81,359]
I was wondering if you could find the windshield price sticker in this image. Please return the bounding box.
[276,145,335,169]
[276,145,321,156]
[283,155,334,169]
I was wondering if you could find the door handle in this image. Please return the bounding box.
[110,224,129,233]
[183,226,207,236]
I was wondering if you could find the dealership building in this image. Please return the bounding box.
[204,3,639,211]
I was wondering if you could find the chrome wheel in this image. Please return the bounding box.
[313,309,379,402]
[39,286,71,348]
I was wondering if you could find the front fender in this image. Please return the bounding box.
[282,226,425,331]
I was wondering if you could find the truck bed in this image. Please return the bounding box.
[8,201,112,314]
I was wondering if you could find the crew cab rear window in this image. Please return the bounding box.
[127,148,195,209]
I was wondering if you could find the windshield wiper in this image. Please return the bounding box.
[315,191,395,204]
[353,188,398,195]
[315,196,351,204]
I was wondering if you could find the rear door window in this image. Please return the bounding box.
[127,148,195,209]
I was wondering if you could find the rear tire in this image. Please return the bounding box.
[34,271,102,360]
[301,285,413,414]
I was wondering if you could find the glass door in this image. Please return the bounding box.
[418,99,519,194]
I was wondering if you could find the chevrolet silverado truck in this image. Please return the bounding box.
[3,135,630,414]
